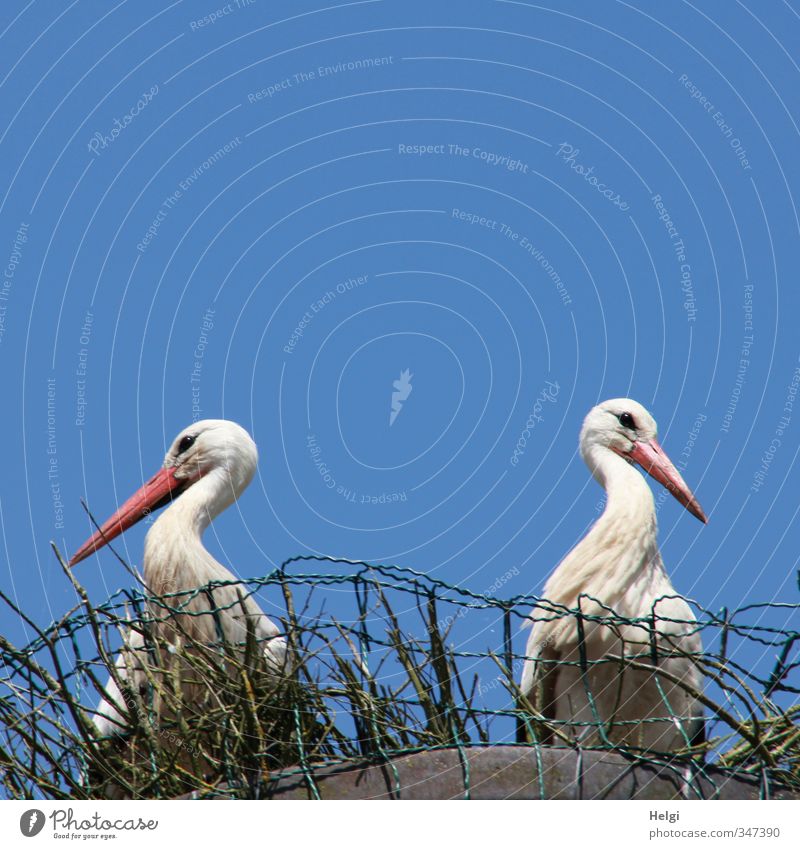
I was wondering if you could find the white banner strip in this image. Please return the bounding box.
[1,799,798,848]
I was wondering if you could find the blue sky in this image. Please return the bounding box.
[0,1,798,729]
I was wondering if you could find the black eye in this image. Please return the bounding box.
[177,434,196,455]
[618,412,636,429]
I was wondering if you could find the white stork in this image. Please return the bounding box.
[519,399,707,753]
[70,419,287,735]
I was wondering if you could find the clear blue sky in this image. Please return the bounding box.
[0,1,797,731]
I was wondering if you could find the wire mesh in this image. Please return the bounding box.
[0,553,798,799]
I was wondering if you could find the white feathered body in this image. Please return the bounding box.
[520,453,703,752]
[92,437,286,736]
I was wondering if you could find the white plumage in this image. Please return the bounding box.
[520,399,707,752]
[70,419,286,735]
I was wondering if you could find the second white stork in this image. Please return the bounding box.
[70,419,287,735]
[519,399,707,753]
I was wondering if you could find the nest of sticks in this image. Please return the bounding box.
[0,552,797,799]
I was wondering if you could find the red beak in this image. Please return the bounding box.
[627,439,707,523]
[69,467,187,566]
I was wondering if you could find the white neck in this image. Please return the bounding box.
[585,443,655,525]
[544,444,663,607]
[143,468,239,594]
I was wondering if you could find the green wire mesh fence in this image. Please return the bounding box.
[0,553,798,799]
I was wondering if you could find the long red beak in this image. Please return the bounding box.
[627,439,707,523]
[69,467,187,566]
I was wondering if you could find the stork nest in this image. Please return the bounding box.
[0,551,798,799]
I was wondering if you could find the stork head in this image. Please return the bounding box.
[69,419,258,566]
[162,419,258,495]
[580,398,707,523]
